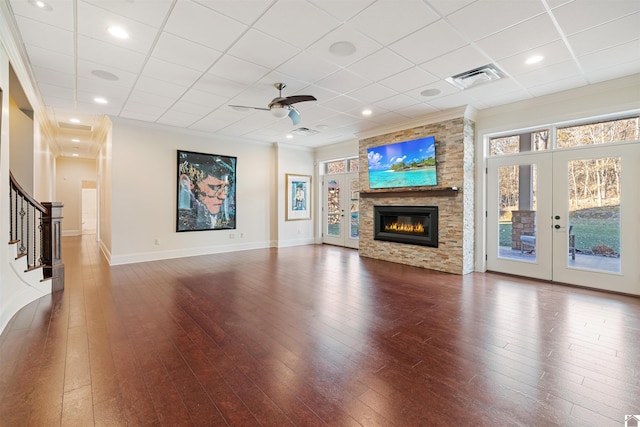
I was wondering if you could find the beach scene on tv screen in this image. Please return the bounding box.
[367,136,437,189]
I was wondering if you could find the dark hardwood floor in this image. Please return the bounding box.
[1,235,639,426]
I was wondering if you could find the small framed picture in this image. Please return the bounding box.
[285,174,311,221]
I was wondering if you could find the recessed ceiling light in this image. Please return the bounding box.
[71,138,80,142]
[329,41,356,57]
[71,153,79,157]
[94,97,108,104]
[108,26,129,39]
[362,109,372,116]
[286,134,293,139]
[29,0,52,10]
[420,88,441,97]
[525,55,544,65]
[91,70,120,81]
[69,118,80,123]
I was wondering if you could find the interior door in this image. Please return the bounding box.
[487,143,640,294]
[322,173,359,249]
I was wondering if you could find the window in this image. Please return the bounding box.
[557,116,640,148]
[324,158,359,175]
[489,130,549,156]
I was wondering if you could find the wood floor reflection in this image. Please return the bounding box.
[1,235,639,426]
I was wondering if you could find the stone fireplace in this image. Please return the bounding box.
[374,205,438,247]
[358,108,476,275]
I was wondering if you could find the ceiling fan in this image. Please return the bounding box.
[229,83,317,125]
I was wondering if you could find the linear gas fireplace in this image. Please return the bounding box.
[374,206,438,247]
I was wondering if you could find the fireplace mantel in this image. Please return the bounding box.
[360,187,459,198]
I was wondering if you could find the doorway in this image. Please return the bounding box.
[487,143,640,294]
[322,173,359,249]
[81,180,97,235]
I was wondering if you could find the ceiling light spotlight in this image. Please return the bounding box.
[29,0,52,10]
[71,138,80,142]
[329,41,356,57]
[286,134,293,139]
[271,105,289,119]
[94,97,108,104]
[108,26,129,39]
[362,108,372,116]
[420,88,441,97]
[69,118,80,123]
[71,153,80,157]
[525,55,544,65]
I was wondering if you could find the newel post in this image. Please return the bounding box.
[42,202,65,292]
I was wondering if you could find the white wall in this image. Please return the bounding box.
[56,157,97,236]
[108,118,316,265]
[8,96,33,193]
[275,143,315,247]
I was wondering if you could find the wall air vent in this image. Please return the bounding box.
[290,127,319,136]
[446,63,506,90]
[58,122,93,132]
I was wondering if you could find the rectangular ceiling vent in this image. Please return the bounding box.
[446,64,506,90]
[291,127,319,136]
[58,122,93,132]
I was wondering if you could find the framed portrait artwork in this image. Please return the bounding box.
[285,174,311,221]
[177,150,237,231]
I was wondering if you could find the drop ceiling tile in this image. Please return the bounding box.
[567,12,640,57]
[348,83,398,104]
[349,0,439,45]
[38,82,75,102]
[24,45,74,74]
[227,29,301,69]
[191,73,247,98]
[152,32,222,72]
[497,40,574,77]
[552,0,640,36]
[348,49,414,82]
[207,55,270,85]
[373,93,422,111]
[157,110,201,128]
[10,0,74,31]
[193,0,272,25]
[120,107,164,122]
[584,59,640,84]
[310,0,374,21]
[420,45,492,79]
[32,66,74,89]
[77,59,138,87]
[14,16,74,55]
[527,75,589,97]
[306,23,383,68]
[321,95,364,113]
[514,60,583,89]
[446,0,545,41]
[395,102,440,118]
[426,91,481,110]
[426,0,476,17]
[578,39,640,73]
[78,35,146,73]
[141,57,202,87]
[475,14,561,60]
[253,1,340,49]
[126,89,177,109]
[163,0,247,51]
[275,52,341,84]
[179,88,229,109]
[82,0,173,27]
[134,75,189,100]
[477,90,532,108]
[315,69,372,97]
[76,77,131,100]
[389,19,467,64]
[77,2,158,54]
[378,66,439,93]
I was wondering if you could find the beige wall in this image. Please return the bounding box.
[56,157,97,235]
[8,96,33,193]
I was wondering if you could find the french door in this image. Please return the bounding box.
[487,143,640,295]
[322,173,359,249]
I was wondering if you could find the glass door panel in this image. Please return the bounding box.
[326,179,341,238]
[323,173,359,248]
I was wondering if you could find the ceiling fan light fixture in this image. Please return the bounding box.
[271,105,289,119]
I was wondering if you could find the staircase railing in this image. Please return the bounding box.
[8,171,65,291]
[9,171,45,270]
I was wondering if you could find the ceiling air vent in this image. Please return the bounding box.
[58,122,93,132]
[290,127,319,136]
[446,63,506,90]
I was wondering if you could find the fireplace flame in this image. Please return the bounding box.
[385,221,425,233]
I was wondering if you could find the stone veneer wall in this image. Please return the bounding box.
[359,116,475,275]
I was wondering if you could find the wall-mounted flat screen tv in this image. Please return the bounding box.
[367,135,437,189]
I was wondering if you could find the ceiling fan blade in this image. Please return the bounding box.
[280,95,317,106]
[228,105,270,111]
[288,107,301,125]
